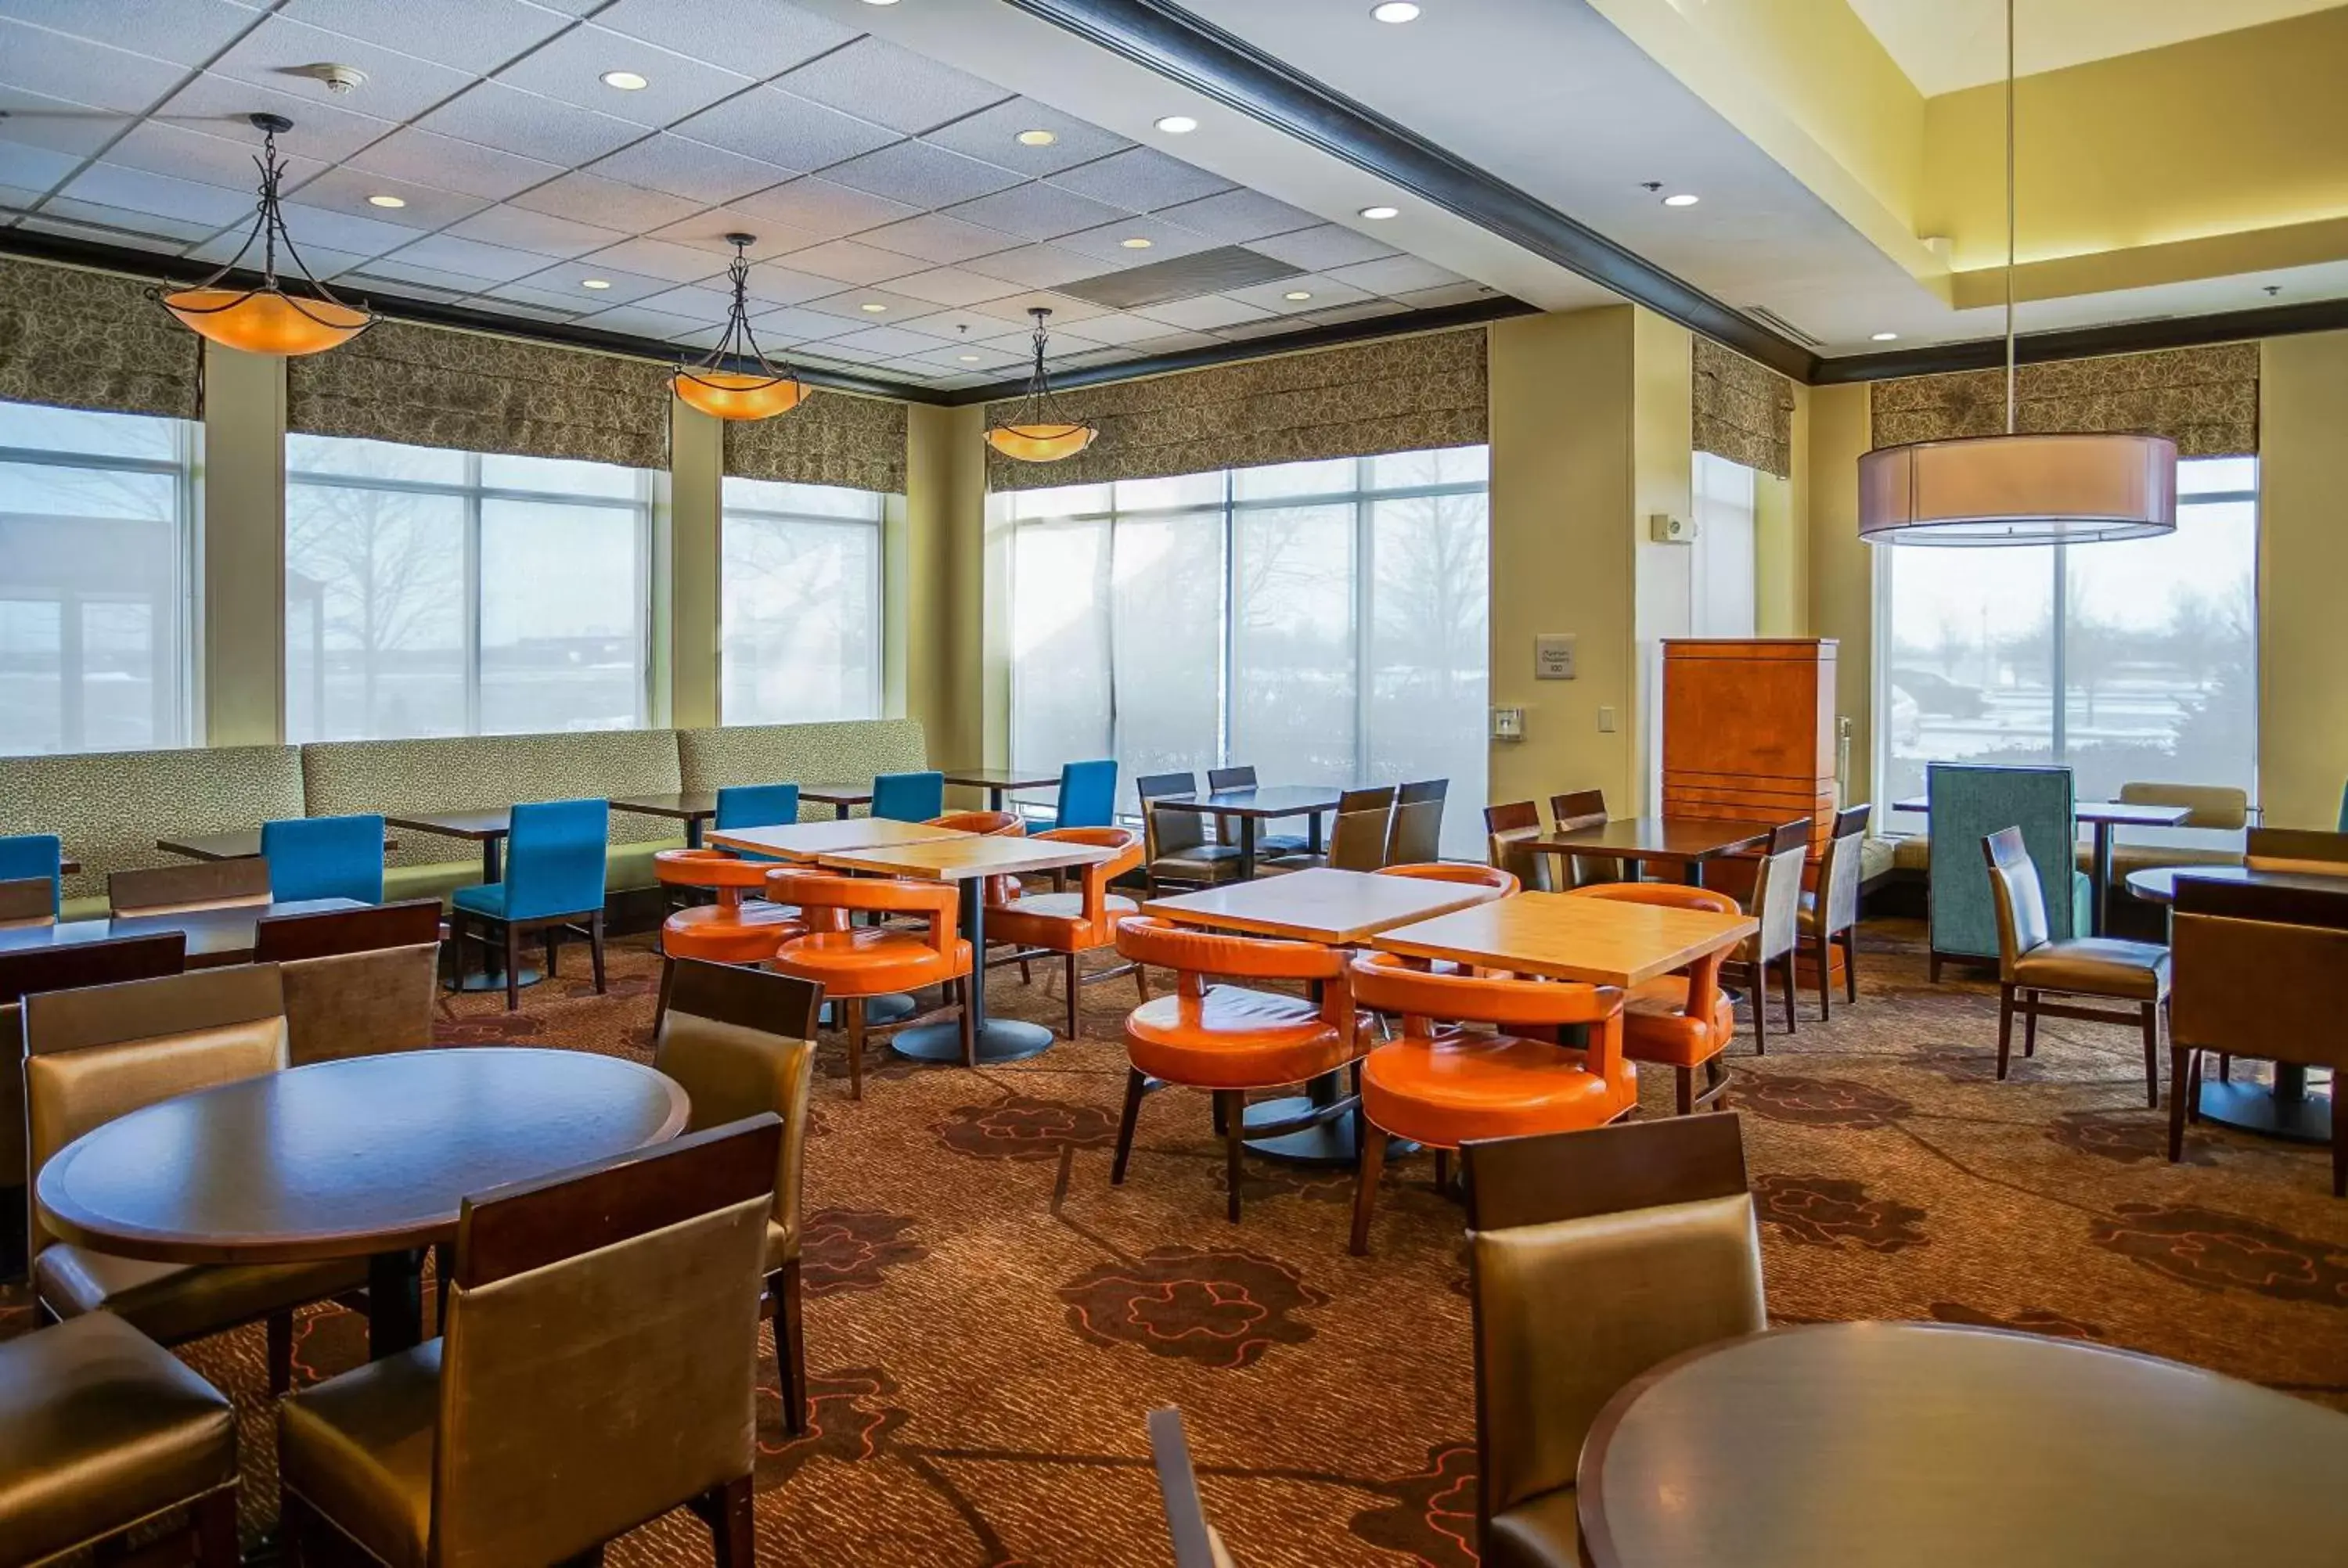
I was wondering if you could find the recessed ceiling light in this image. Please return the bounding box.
[1371,2,1421,20]
[366,193,406,208]
[859,302,888,313]
[600,70,647,91]
[1016,128,1057,147]
[860,0,901,6]
[580,279,611,290]
[1359,205,1399,220]
[1871,331,1900,342]
[1154,114,1198,135]
[958,354,981,362]
[1662,192,1700,207]
[1284,290,1313,301]
[1120,236,1153,249]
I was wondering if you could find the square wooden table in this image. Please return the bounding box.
[609,791,721,847]
[1148,786,1346,878]
[382,809,514,882]
[1526,817,1778,888]
[157,827,400,861]
[1890,795,2193,936]
[795,782,875,819]
[1143,867,1504,944]
[708,817,969,862]
[0,897,368,969]
[1373,890,1756,989]
[941,766,1061,812]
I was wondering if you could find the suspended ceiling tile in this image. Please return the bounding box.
[444,203,629,260]
[745,304,862,342]
[353,255,499,296]
[500,261,677,304]
[944,182,1125,245]
[957,243,1104,290]
[185,236,372,279]
[1131,293,1275,331]
[99,120,328,196]
[590,0,858,82]
[344,126,564,201]
[906,306,1030,342]
[507,169,703,231]
[586,131,797,207]
[1154,188,1320,244]
[899,341,1024,372]
[274,200,423,257]
[293,165,492,230]
[776,237,927,286]
[798,284,944,325]
[823,323,957,358]
[650,207,823,259]
[1044,310,1185,347]
[974,325,1104,356]
[1125,329,1220,354]
[32,198,214,245]
[493,24,754,129]
[1326,253,1465,296]
[0,19,188,115]
[884,266,1022,308]
[151,73,402,165]
[574,300,707,339]
[1248,222,1400,273]
[0,138,77,196]
[576,234,729,284]
[1297,297,1410,327]
[857,211,1021,266]
[921,96,1133,178]
[56,162,256,226]
[1057,345,1143,369]
[967,288,1111,327]
[729,175,920,241]
[775,35,1008,137]
[1046,146,1233,214]
[822,140,1024,209]
[204,16,479,123]
[459,293,581,324]
[0,85,128,158]
[380,232,551,282]
[273,0,572,74]
[415,81,646,168]
[1225,273,1375,315]
[740,260,841,307]
[480,281,607,315]
[1208,315,1309,341]
[668,86,896,175]
[1390,279,1503,310]
[1052,217,1223,265]
[0,0,262,67]
[630,282,735,320]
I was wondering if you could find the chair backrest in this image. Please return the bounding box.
[2173,876,2348,1072]
[1148,1407,1238,1568]
[256,899,445,1066]
[654,960,822,1246]
[1813,802,1874,939]
[1055,758,1118,829]
[1137,772,1205,858]
[23,964,287,1257]
[1385,779,1448,865]
[1568,882,1740,1020]
[1745,820,1811,963]
[1460,1115,1765,1534]
[0,931,187,1190]
[2117,781,2249,832]
[714,782,800,831]
[108,857,272,917]
[261,813,385,905]
[1112,916,1350,1023]
[437,1116,780,1567]
[1928,762,2080,958]
[1483,802,1555,894]
[503,798,609,920]
[928,810,1024,836]
[1035,826,1147,926]
[872,770,945,823]
[1327,785,1397,872]
[0,833,62,916]
[0,876,55,930]
[2244,826,2348,876]
[763,869,959,948]
[1207,766,1253,847]
[1377,861,1519,895]
[1547,789,1623,889]
[1981,825,2052,980]
[1349,952,1625,1062]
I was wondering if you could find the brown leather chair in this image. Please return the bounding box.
[1141,772,1243,893]
[1209,764,1306,858]
[1483,802,1556,894]
[0,1310,240,1566]
[1460,1115,1766,1568]
[106,857,272,917]
[1384,779,1448,865]
[1737,821,1812,1052]
[653,959,824,1434]
[2170,876,2348,1196]
[1982,825,2170,1103]
[0,876,54,931]
[278,1116,782,1568]
[1797,804,1874,1019]
[254,898,445,1066]
[988,826,1150,1039]
[2244,825,2348,875]
[23,965,366,1395]
[1547,789,1626,887]
[1267,786,1396,873]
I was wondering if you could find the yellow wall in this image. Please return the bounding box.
[664,398,721,730]
[1755,381,1810,638]
[902,402,987,773]
[2256,330,2348,829]
[198,343,286,746]
[1801,381,1874,810]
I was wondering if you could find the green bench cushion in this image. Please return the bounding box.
[0,746,304,908]
[675,721,927,821]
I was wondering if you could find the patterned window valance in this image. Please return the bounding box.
[724,390,909,493]
[1870,342,2258,459]
[982,326,1489,492]
[286,318,673,469]
[1691,336,1795,479]
[0,256,201,421]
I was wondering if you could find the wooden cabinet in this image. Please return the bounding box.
[1662,638,1838,856]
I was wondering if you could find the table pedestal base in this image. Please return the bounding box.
[367,1249,425,1358]
[891,1016,1055,1065]
[450,965,542,994]
[1241,1098,1419,1167]
[823,993,913,1028]
[2199,1067,2333,1145]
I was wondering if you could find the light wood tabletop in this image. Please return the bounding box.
[1143,868,1507,945]
[815,833,1120,881]
[1373,889,1755,987]
[707,818,971,861]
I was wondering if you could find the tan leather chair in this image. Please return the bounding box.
[1140,772,1243,894]
[2245,825,2348,876]
[1483,802,1556,894]
[1460,1115,1766,1568]
[106,857,272,917]
[279,1115,783,1568]
[1737,821,1812,1053]
[1384,779,1448,865]
[1797,804,1874,1020]
[0,876,53,931]
[254,899,445,1066]
[1982,825,2170,1103]
[0,1311,239,1566]
[23,964,366,1395]
[654,959,823,1435]
[1547,789,1626,887]
[2170,876,2348,1196]
[1267,786,1396,873]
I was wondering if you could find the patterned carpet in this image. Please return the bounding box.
[7,916,2346,1566]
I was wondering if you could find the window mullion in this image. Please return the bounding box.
[465,455,483,735]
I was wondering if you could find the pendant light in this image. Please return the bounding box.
[673,234,808,421]
[159,113,373,356]
[1857,0,2174,546]
[983,307,1099,463]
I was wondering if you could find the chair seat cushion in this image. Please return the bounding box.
[1486,1485,1580,1568]
[1124,985,1354,1090]
[2014,937,2171,999]
[1360,1034,1634,1149]
[989,891,1138,951]
[279,1340,440,1568]
[1149,847,1241,882]
[0,1311,237,1566]
[1251,833,1309,856]
[450,881,506,918]
[36,1245,366,1348]
[661,901,805,964]
[770,929,971,999]
[1621,977,1735,1068]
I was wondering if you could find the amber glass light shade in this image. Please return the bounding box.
[675,367,808,421]
[1858,433,2177,546]
[162,288,370,357]
[982,421,1097,463]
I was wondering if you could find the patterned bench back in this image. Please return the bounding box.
[0,745,304,910]
[675,720,927,818]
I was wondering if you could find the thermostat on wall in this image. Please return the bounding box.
[1490,706,1525,739]
[1649,512,1697,543]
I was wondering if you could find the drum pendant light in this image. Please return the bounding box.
[983,307,1098,463]
[1857,0,2175,546]
[673,234,808,421]
[159,113,373,356]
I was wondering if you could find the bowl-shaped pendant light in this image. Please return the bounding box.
[159,113,373,357]
[674,235,807,421]
[984,308,1098,463]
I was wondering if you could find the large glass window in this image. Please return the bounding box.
[0,401,194,754]
[1008,447,1490,856]
[720,477,884,725]
[286,436,652,740]
[1878,455,2258,810]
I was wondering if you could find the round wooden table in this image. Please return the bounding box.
[1578,1322,2348,1567]
[36,1048,688,1356]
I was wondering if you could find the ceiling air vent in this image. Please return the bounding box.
[1742,304,1824,348]
[1059,246,1304,310]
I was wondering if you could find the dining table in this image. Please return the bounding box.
[609,790,722,848]
[1522,816,1777,888]
[0,897,366,967]
[1576,1321,2348,1567]
[1372,888,1758,988]
[34,1048,689,1357]
[1147,786,1343,879]
[706,816,969,862]
[942,766,1061,812]
[156,826,400,861]
[381,807,534,991]
[1890,795,2193,936]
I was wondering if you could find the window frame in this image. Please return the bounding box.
[716,477,888,727]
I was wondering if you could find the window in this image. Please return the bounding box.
[1877,455,2258,815]
[1007,447,1490,856]
[720,476,884,725]
[286,436,652,740]
[1690,451,1756,638]
[0,401,195,755]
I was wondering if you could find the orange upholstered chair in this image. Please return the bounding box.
[1109,915,1359,1223]
[927,809,1025,907]
[652,848,805,1026]
[1378,861,1521,895]
[987,827,1148,1039]
[766,870,972,1099]
[1345,953,1633,1254]
[1568,881,1741,1114]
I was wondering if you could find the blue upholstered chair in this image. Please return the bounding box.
[1925,762,2091,980]
[452,799,609,1010]
[1041,758,1117,833]
[872,771,945,823]
[261,815,385,906]
[2338,780,2346,833]
[713,782,801,866]
[0,833,62,916]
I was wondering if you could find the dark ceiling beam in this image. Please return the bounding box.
[1813,296,2348,383]
[996,0,1820,381]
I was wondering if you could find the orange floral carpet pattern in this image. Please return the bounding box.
[5,919,2345,1566]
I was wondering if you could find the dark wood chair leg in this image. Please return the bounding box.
[543,925,559,979]
[1349,1127,1388,1257]
[2167,1045,2191,1163]
[844,998,865,1101]
[1780,954,1799,1034]
[654,953,675,1036]
[589,910,607,994]
[2218,1052,2232,1082]
[1676,1066,1694,1116]
[2188,1050,2205,1122]
[1134,962,1150,1004]
[2140,1002,2161,1109]
[1928,950,1943,984]
[1751,969,1768,1056]
[706,1475,754,1568]
[2332,1096,2347,1199]
[1111,1068,1145,1185]
[1432,1149,1450,1192]
[1997,985,2015,1080]
[1841,928,1859,1002]
[503,924,521,1012]
[1813,933,1832,1021]
[1064,951,1079,1040]
[193,1485,239,1566]
[279,1488,312,1568]
[1215,1088,1245,1223]
[2022,990,2039,1058]
[267,1309,293,1396]
[772,1259,807,1437]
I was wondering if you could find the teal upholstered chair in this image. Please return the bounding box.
[873,771,945,822]
[1925,762,2091,980]
[261,814,385,906]
[1040,758,1118,833]
[0,833,62,917]
[714,782,800,866]
[2337,779,2346,832]
[452,799,609,1010]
